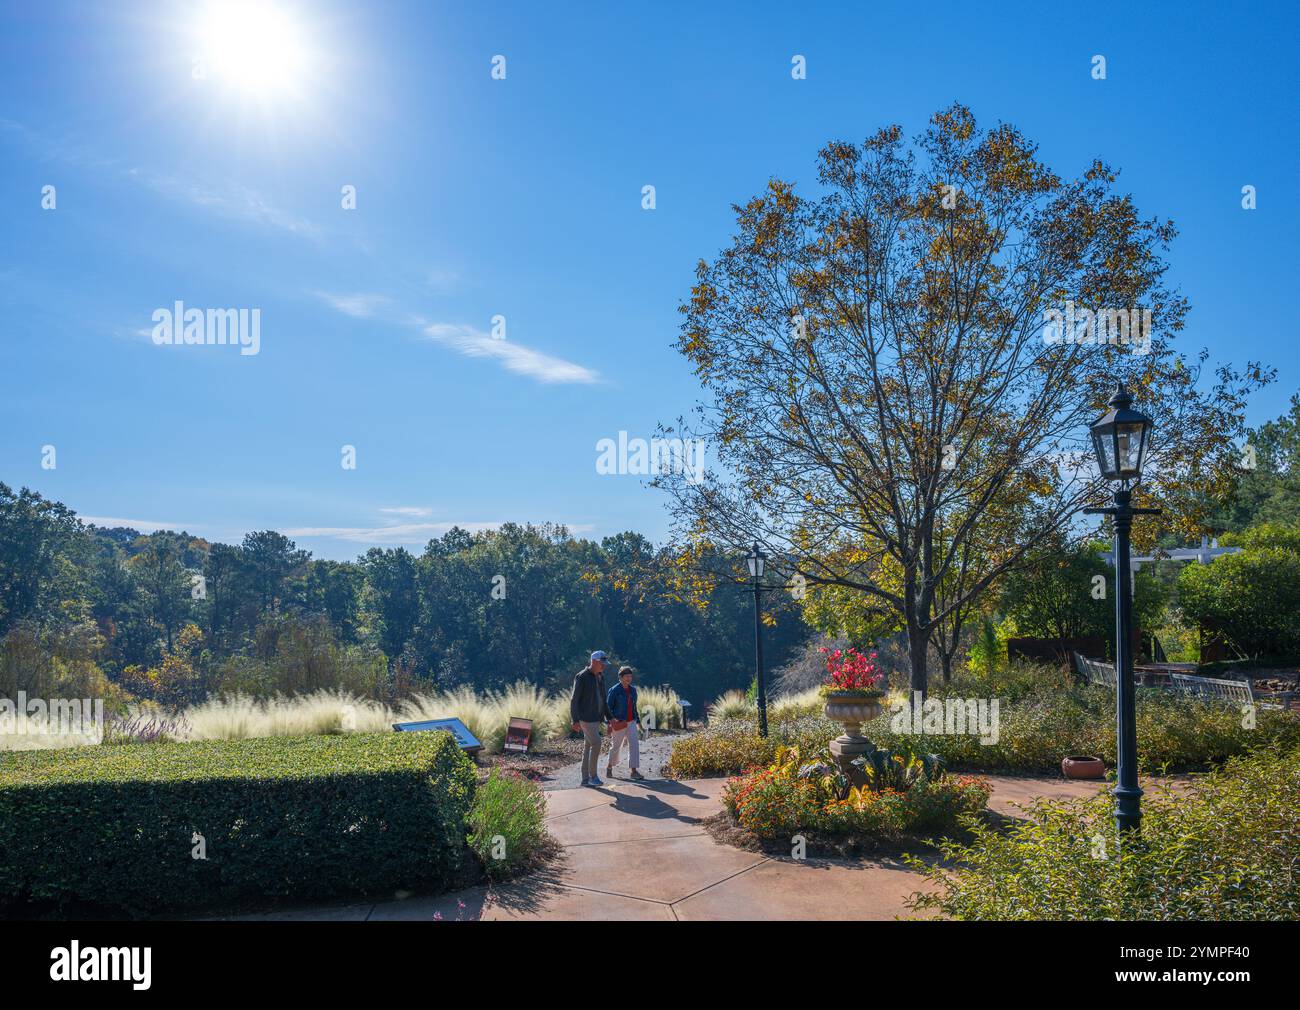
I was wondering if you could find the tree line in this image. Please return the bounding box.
[0,488,809,709]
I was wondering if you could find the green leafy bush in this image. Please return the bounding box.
[467,769,549,881]
[939,660,1073,703]
[1178,523,1300,659]
[908,747,1300,920]
[0,731,475,916]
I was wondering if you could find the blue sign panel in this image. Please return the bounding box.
[392,717,483,753]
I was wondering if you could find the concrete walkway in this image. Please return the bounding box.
[231,773,1114,921]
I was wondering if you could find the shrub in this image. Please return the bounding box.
[118,624,208,706]
[467,769,550,880]
[103,710,190,744]
[769,687,824,722]
[0,622,125,710]
[665,715,838,779]
[0,731,475,916]
[939,659,1072,704]
[710,689,752,721]
[181,690,392,740]
[670,667,1300,778]
[875,685,1300,773]
[490,681,570,741]
[908,747,1300,920]
[213,616,390,701]
[636,685,683,729]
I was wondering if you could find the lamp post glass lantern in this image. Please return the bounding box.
[747,544,768,737]
[1085,383,1158,836]
[1089,384,1153,482]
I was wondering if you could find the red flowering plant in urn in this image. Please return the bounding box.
[819,647,886,699]
[819,647,886,745]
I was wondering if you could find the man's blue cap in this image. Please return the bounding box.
[590,650,607,663]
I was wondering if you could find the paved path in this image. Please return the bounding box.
[540,729,679,790]
[231,773,1117,921]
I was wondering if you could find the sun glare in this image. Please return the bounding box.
[196,1,311,98]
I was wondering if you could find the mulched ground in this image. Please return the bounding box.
[474,737,585,782]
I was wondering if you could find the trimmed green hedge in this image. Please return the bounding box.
[0,731,475,916]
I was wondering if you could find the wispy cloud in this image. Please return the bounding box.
[422,323,601,385]
[312,290,390,318]
[1,118,324,241]
[284,515,595,545]
[424,267,460,293]
[310,288,603,385]
[79,515,199,533]
[111,326,155,343]
[80,512,593,547]
[132,169,324,240]
[283,521,502,545]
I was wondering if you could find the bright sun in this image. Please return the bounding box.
[197,1,310,98]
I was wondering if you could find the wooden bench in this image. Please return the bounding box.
[1170,672,1285,710]
[1073,652,1117,688]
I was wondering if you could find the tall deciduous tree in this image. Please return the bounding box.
[360,547,420,661]
[239,530,310,617]
[0,482,86,635]
[1220,391,1300,530]
[126,533,192,652]
[662,105,1268,694]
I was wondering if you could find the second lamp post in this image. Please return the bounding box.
[747,543,769,737]
[1085,383,1159,835]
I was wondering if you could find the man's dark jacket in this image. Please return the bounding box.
[570,666,609,724]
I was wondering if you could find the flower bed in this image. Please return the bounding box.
[719,744,990,844]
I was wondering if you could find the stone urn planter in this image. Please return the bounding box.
[824,691,885,775]
[1061,755,1105,780]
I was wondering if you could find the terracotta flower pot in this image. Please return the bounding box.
[823,692,884,740]
[1061,755,1105,780]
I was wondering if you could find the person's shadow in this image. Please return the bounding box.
[604,777,710,826]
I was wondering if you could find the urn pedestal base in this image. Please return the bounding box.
[829,734,873,788]
[823,694,883,789]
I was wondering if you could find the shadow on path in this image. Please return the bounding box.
[484,856,573,916]
[602,777,710,827]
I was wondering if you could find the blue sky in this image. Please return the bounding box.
[2,0,1296,560]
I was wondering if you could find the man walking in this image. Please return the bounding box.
[570,650,610,787]
[605,666,644,781]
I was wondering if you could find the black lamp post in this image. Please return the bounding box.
[1084,383,1159,835]
[746,543,769,738]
